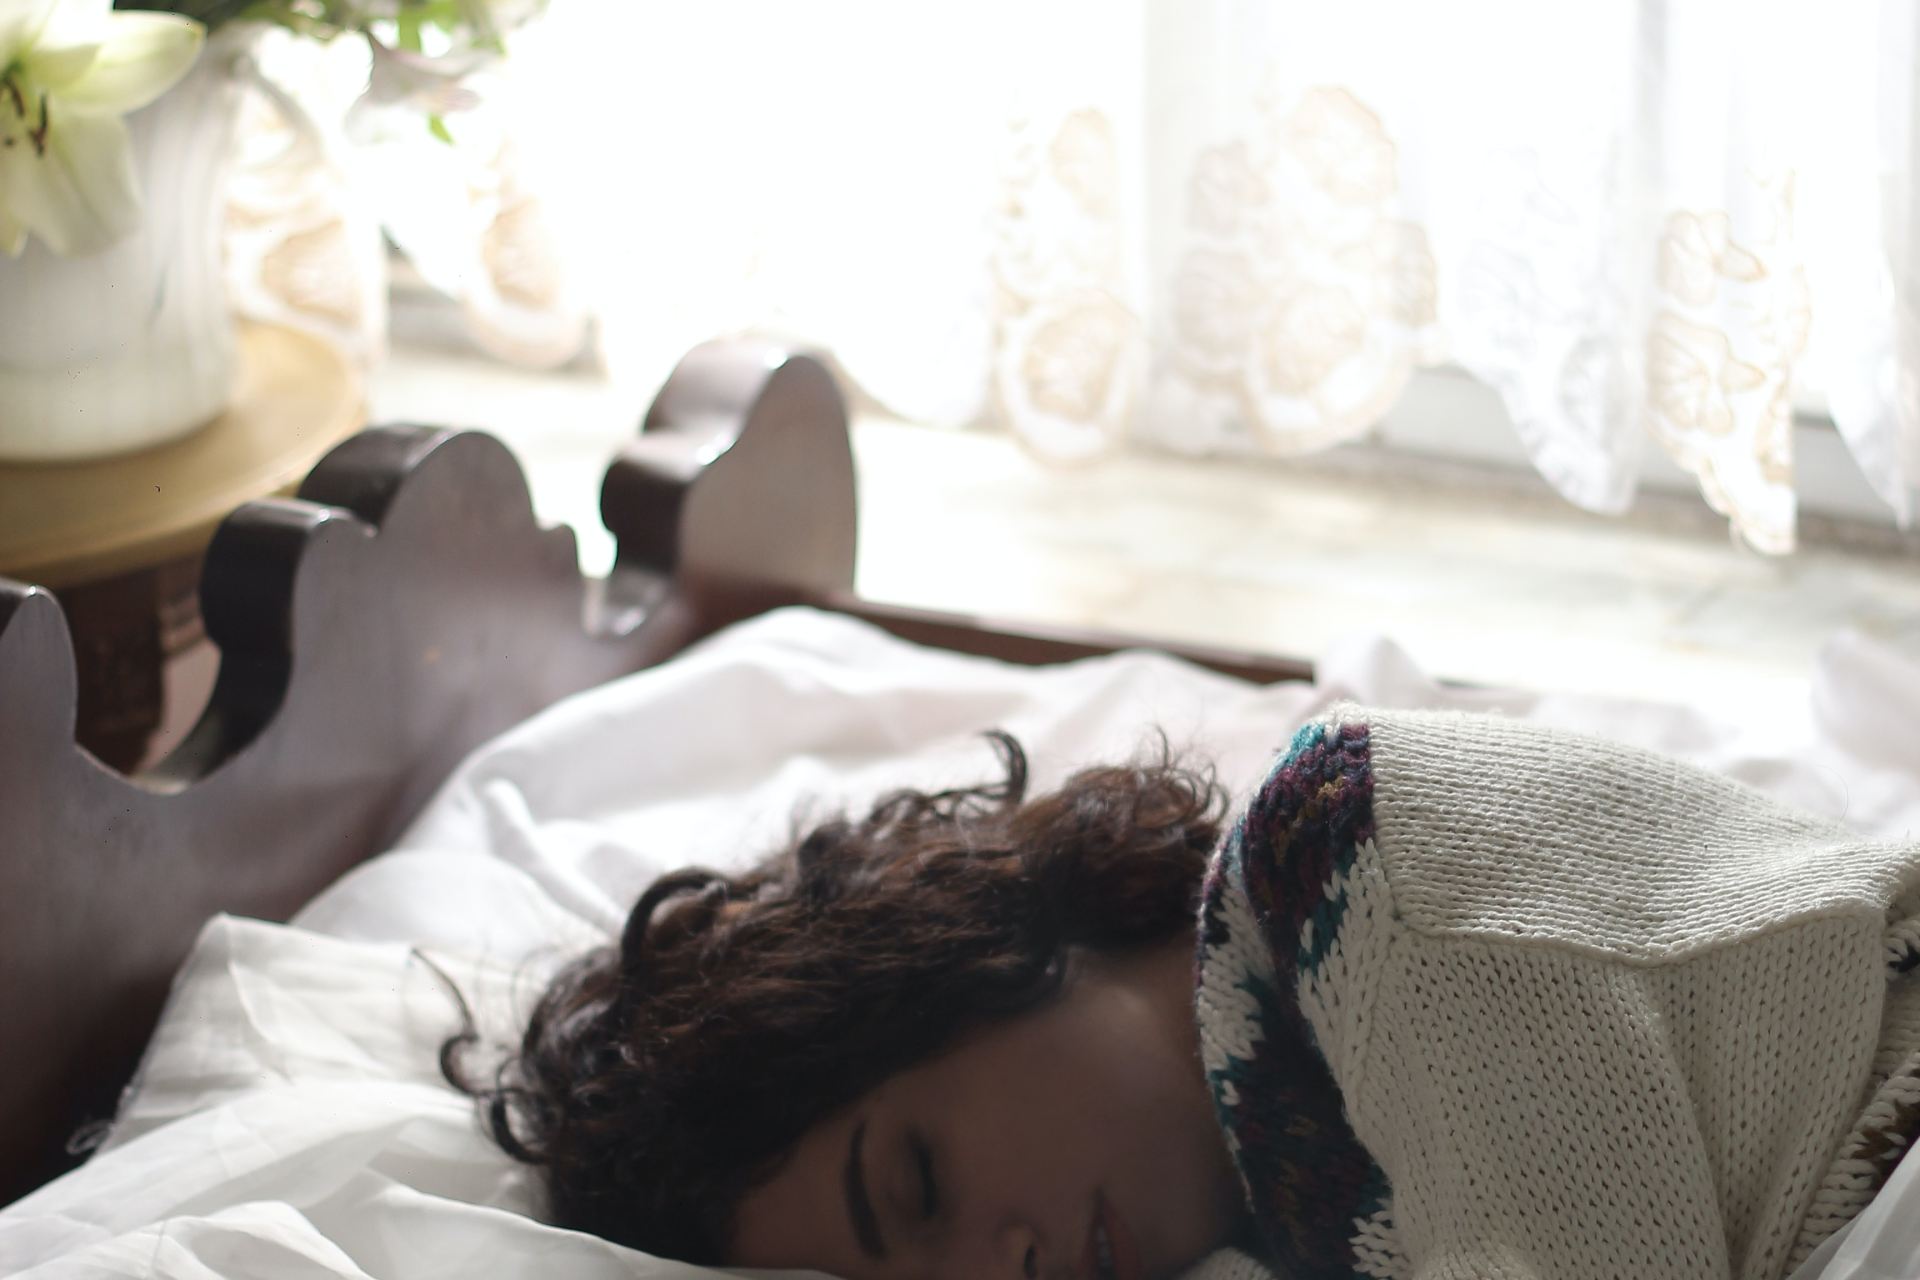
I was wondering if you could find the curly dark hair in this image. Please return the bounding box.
[443,731,1225,1264]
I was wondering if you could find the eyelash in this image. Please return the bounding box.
[910,1131,938,1219]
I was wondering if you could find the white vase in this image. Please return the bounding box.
[0,29,250,463]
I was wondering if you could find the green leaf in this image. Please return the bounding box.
[426,112,452,144]
[423,0,464,32]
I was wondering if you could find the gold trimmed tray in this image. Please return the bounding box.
[0,323,364,589]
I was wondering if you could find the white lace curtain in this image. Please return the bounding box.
[253,0,1920,552]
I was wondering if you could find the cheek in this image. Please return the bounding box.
[727,1121,864,1277]
[970,1007,1178,1154]
[1035,1008,1220,1193]
[1061,1005,1187,1110]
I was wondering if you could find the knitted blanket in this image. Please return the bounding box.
[1192,706,1920,1280]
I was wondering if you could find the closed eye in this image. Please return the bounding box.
[910,1128,938,1219]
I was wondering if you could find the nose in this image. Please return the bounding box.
[995,1221,1045,1280]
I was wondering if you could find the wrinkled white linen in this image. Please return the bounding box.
[1786,1130,1920,1280]
[2,607,1916,1279]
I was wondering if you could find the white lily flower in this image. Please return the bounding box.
[361,34,485,115]
[0,0,203,257]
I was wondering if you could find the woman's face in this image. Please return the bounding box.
[728,936,1246,1280]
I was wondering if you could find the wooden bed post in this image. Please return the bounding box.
[599,336,857,625]
[0,341,856,1205]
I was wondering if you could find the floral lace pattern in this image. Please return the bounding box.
[987,88,1827,550]
[991,107,1142,462]
[1644,176,1810,552]
[209,4,1919,552]
[969,4,1912,551]
[1146,86,1441,456]
[226,29,584,375]
[225,72,388,368]
[989,84,1442,465]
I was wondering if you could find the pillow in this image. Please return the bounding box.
[0,915,727,1280]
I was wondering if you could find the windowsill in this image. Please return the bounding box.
[366,340,1920,742]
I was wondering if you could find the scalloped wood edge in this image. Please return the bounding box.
[0,338,855,1203]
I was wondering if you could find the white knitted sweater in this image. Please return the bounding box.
[1191,706,1920,1280]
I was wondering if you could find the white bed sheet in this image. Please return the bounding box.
[3,607,1917,1280]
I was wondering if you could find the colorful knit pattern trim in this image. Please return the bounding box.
[1198,718,1389,1280]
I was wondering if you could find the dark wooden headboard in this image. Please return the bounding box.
[0,337,1314,1207]
[0,338,862,1204]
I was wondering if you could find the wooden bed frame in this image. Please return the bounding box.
[0,338,1312,1207]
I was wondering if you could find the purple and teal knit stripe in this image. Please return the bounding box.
[1199,718,1389,1280]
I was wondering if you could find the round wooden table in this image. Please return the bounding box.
[0,323,364,770]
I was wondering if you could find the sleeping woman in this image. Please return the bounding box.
[448,706,1920,1280]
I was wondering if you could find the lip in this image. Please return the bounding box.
[1081,1191,1144,1280]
